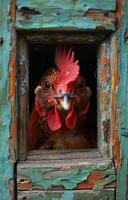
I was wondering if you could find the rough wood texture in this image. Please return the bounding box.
[110,35,120,168]
[16,0,116,31]
[17,151,116,191]
[16,2,117,199]
[1,0,128,199]
[116,0,128,199]
[17,35,29,160]
[18,189,115,200]
[27,149,102,161]
[0,0,16,199]
[24,31,112,44]
[16,0,116,11]
[97,40,111,155]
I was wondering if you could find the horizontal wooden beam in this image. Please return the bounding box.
[16,0,116,11]
[20,30,112,44]
[27,149,102,160]
[16,1,116,31]
[18,189,115,200]
[17,151,116,191]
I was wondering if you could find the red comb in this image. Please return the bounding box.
[55,47,79,91]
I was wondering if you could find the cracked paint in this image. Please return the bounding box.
[15,0,116,30]
[17,165,116,190]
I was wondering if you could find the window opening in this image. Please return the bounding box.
[29,44,97,150]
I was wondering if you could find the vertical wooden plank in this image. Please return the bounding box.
[97,40,111,156]
[0,0,16,199]
[109,35,120,168]
[116,0,128,199]
[17,36,29,160]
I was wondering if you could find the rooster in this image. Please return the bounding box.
[29,47,96,150]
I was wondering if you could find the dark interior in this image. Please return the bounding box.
[29,43,97,149]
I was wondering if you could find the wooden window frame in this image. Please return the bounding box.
[17,31,116,194]
[17,31,113,160]
[16,1,117,196]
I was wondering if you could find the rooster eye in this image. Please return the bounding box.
[42,80,51,91]
[44,80,50,89]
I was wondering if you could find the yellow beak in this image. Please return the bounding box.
[59,94,72,110]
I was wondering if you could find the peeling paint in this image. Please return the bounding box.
[97,41,111,155]
[1,0,128,199]
[116,0,128,199]
[0,0,16,199]
[17,164,116,190]
[16,14,116,31]
[110,35,120,170]
[93,167,116,190]
[15,0,116,30]
[17,0,116,11]
[9,54,15,98]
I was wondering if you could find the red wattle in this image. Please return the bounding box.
[47,106,62,131]
[35,97,46,117]
[66,107,77,129]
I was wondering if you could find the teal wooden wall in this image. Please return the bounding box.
[116,0,128,199]
[0,0,128,199]
[0,0,12,198]
[0,0,16,199]
[16,0,116,30]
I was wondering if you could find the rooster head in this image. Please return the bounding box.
[34,47,91,131]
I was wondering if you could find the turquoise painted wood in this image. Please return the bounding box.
[17,163,116,190]
[17,0,116,11]
[16,0,116,30]
[1,0,128,199]
[0,0,15,199]
[116,0,128,199]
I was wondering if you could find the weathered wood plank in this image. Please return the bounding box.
[24,31,112,44]
[0,0,16,199]
[17,159,112,168]
[16,0,116,30]
[18,189,115,200]
[116,0,128,199]
[17,35,29,160]
[97,40,111,155]
[16,12,115,31]
[110,35,120,167]
[16,0,116,11]
[17,158,116,191]
[27,149,102,161]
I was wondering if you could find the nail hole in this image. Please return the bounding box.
[56,12,60,15]
[104,12,109,17]
[0,37,3,45]
[20,179,25,182]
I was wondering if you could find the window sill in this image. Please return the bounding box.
[17,149,116,191]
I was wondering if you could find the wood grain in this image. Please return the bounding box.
[17,151,115,191]
[16,0,116,31]
[18,189,115,200]
[17,36,29,160]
